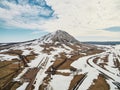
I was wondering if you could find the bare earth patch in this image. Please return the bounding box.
[68,74,84,90]
[0,60,23,89]
[88,74,110,90]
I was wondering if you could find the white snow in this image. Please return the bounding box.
[108,53,115,66]
[22,50,31,55]
[71,49,120,90]
[29,45,44,54]
[33,71,47,90]
[1,38,120,90]
[50,46,71,56]
[33,55,54,90]
[114,45,120,50]
[111,45,120,62]
[62,44,73,51]
[97,58,104,65]
[71,54,100,90]
[33,57,52,90]
[0,54,19,61]
[0,49,10,53]
[66,54,72,58]
[28,54,47,68]
[50,75,73,90]
[16,82,29,90]
[57,69,71,73]
[105,65,119,76]
[106,79,118,90]
[103,52,120,76]
[78,69,99,90]
[101,45,120,76]
[13,67,29,81]
[71,55,96,73]
[88,57,120,82]
[80,52,87,55]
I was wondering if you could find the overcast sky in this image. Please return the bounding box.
[0,0,120,43]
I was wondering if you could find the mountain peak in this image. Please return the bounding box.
[40,30,80,44]
[52,30,68,36]
[54,30,65,33]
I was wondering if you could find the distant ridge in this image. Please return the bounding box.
[83,41,120,45]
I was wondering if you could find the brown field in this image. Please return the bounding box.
[93,55,109,70]
[0,60,23,90]
[68,74,84,90]
[9,82,22,90]
[114,58,120,69]
[26,54,37,61]
[88,74,110,90]
[1,49,23,55]
[0,44,105,90]
[86,49,104,55]
[39,75,51,90]
[93,57,100,64]
[51,53,82,70]
[56,71,70,76]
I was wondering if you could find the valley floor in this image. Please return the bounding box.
[0,44,120,90]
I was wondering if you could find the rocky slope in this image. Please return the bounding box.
[39,30,80,44]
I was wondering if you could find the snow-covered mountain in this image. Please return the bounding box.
[39,30,80,44]
[0,30,86,51]
[0,30,94,54]
[0,30,120,90]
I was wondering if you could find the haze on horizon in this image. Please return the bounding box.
[0,0,120,43]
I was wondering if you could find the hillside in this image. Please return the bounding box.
[0,30,119,90]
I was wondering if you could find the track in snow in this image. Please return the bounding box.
[72,73,88,90]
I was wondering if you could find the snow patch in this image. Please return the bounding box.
[50,75,73,90]
[0,54,19,61]
[16,82,29,90]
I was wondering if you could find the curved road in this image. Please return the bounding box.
[72,46,120,90]
[87,51,120,89]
